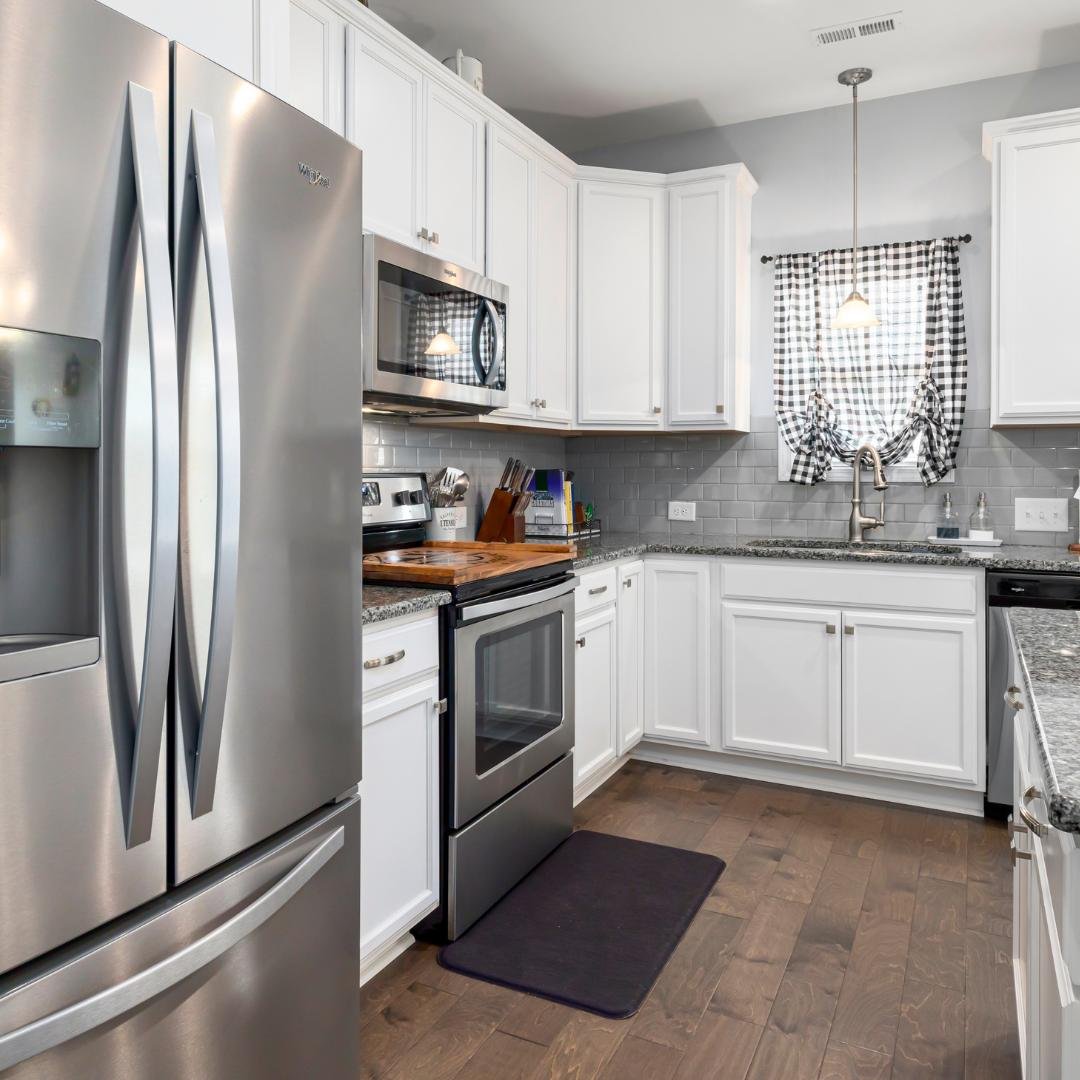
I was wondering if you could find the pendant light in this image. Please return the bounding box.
[424,291,461,356]
[832,67,880,330]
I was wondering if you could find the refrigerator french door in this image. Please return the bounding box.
[0,0,364,1074]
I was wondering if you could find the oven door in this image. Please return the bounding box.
[363,234,508,414]
[451,577,575,828]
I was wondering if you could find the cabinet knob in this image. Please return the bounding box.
[1005,686,1024,712]
[652,406,662,414]
[1011,845,1032,866]
[416,227,430,241]
[540,399,547,409]
[843,625,855,636]
[825,624,837,635]
[623,578,632,589]
[430,231,440,245]
[575,636,586,648]
[715,404,725,414]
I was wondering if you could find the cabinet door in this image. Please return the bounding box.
[842,610,979,784]
[1013,721,1034,1078]
[992,122,1080,424]
[721,601,842,763]
[486,123,535,421]
[346,28,423,248]
[573,605,618,790]
[617,562,644,754]
[532,160,576,426]
[644,559,711,745]
[424,80,485,272]
[668,176,737,429]
[578,179,665,427]
[280,0,345,133]
[360,678,440,962]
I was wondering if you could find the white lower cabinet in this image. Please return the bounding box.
[644,559,711,746]
[616,562,644,754]
[721,601,841,764]
[842,610,980,784]
[573,603,618,792]
[359,616,440,978]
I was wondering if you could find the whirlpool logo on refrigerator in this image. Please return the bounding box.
[297,162,331,188]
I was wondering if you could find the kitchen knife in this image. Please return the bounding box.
[498,457,515,490]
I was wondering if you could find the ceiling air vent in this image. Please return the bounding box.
[812,12,902,47]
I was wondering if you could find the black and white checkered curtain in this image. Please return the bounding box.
[406,292,498,385]
[773,238,967,485]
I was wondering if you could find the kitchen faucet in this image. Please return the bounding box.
[849,443,888,542]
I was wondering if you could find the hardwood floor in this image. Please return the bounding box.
[358,762,1020,1079]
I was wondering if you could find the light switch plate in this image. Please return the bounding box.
[668,500,697,522]
[1014,497,1069,532]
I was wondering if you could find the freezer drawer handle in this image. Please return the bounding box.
[364,648,405,670]
[0,826,344,1072]
[122,82,180,849]
[179,108,243,820]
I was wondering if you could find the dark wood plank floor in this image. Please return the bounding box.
[359,761,1020,1079]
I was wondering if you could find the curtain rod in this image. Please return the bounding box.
[760,233,972,264]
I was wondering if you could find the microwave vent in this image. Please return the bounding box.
[812,11,901,46]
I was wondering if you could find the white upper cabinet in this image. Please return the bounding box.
[345,26,485,271]
[424,81,486,271]
[531,159,577,426]
[346,28,424,247]
[278,0,346,133]
[984,109,1080,425]
[486,124,535,421]
[667,166,756,431]
[578,170,667,428]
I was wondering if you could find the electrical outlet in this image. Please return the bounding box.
[668,500,697,522]
[1014,497,1069,532]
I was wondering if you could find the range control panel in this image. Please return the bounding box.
[361,472,431,528]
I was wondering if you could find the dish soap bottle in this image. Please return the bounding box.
[936,492,960,539]
[969,491,995,541]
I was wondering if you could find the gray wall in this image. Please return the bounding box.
[566,62,1080,545]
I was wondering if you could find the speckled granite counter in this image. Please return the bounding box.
[1008,608,1080,833]
[362,585,450,626]
[572,533,1080,573]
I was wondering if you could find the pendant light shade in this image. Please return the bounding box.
[832,67,878,331]
[424,329,460,356]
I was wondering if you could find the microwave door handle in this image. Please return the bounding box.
[186,108,242,818]
[482,299,505,388]
[123,83,180,848]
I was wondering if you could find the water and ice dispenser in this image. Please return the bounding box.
[0,326,101,682]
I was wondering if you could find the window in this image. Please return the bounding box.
[772,238,967,486]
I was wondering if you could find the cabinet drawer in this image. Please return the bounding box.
[575,566,618,615]
[721,559,979,615]
[362,614,439,696]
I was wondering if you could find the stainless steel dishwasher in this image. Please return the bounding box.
[987,570,1080,812]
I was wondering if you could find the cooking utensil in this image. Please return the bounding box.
[449,472,470,505]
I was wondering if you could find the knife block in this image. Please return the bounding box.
[476,490,527,543]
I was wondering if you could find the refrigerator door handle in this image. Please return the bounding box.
[186,108,242,818]
[123,82,180,848]
[0,826,344,1072]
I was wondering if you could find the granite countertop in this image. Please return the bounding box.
[572,532,1080,573]
[1008,608,1080,833]
[362,584,451,626]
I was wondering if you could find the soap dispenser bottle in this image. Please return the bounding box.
[936,492,960,539]
[968,491,995,541]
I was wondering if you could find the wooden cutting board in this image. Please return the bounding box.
[362,540,576,586]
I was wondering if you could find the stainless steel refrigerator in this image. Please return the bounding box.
[0,0,364,1074]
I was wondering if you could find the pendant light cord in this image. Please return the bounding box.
[851,81,859,296]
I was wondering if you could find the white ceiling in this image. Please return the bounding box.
[371,0,1080,153]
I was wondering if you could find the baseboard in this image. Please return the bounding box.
[573,752,632,806]
[631,742,986,817]
[359,930,417,987]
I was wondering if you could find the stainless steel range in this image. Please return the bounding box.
[363,472,575,938]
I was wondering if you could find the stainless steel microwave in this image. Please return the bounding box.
[362,234,509,416]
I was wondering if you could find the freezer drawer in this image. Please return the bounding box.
[0,798,360,1078]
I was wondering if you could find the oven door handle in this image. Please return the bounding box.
[459,577,577,623]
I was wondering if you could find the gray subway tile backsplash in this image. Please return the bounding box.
[362,415,1079,548]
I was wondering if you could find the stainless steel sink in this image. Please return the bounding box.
[745,538,954,558]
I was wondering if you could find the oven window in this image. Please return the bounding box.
[377,261,507,391]
[474,611,563,775]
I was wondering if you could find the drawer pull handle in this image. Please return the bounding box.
[1005,685,1024,711]
[575,637,586,648]
[1011,844,1032,866]
[588,585,608,596]
[364,648,405,670]
[1020,785,1050,837]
